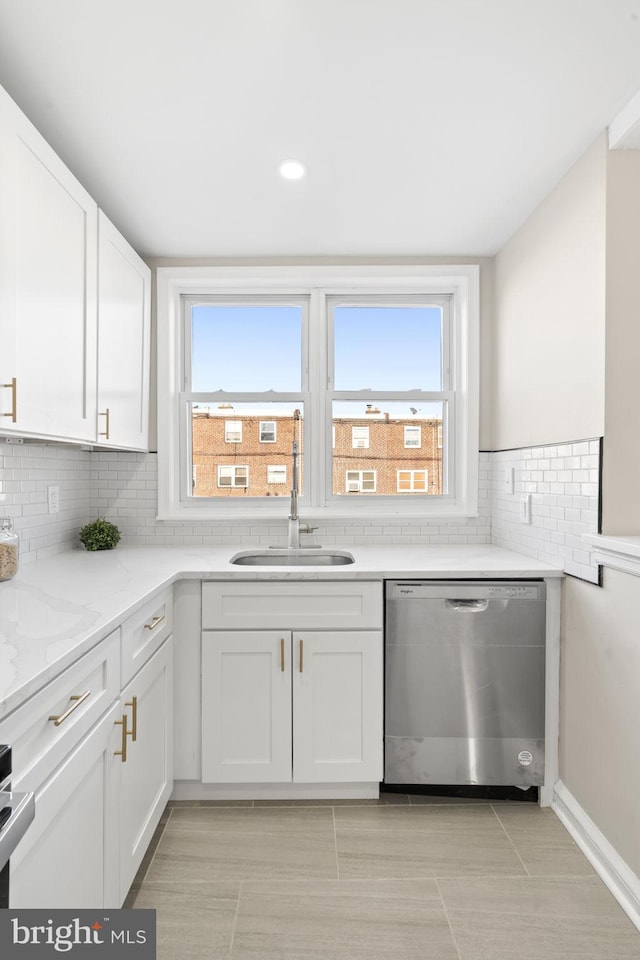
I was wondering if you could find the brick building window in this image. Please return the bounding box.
[352,426,369,449]
[224,420,242,443]
[218,465,248,488]
[267,465,287,484]
[260,421,277,443]
[346,470,376,493]
[404,425,421,448]
[397,469,428,492]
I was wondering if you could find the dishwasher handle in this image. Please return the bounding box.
[444,598,489,612]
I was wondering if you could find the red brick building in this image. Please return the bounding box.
[191,409,442,498]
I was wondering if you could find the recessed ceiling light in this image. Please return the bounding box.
[279,160,307,180]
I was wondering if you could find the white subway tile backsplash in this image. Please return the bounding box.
[490,437,600,584]
[0,440,600,580]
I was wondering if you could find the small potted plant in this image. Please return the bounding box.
[79,518,121,551]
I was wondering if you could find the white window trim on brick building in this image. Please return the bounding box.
[267,465,287,484]
[346,470,376,493]
[157,265,479,520]
[352,426,369,449]
[260,421,277,443]
[218,465,248,488]
[224,420,242,443]
[404,425,421,448]
[397,469,428,492]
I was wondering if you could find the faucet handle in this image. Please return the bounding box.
[300,523,319,534]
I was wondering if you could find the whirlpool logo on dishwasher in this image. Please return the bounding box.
[0,910,156,958]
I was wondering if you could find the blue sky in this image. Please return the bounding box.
[191,303,443,395]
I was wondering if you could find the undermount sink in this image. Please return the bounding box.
[230,549,355,566]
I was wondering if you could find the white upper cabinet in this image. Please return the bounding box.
[97,211,150,451]
[0,86,97,442]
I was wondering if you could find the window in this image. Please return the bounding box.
[218,465,248,488]
[157,265,479,519]
[352,426,369,449]
[404,426,421,448]
[398,469,428,492]
[260,421,276,443]
[224,420,242,443]
[267,465,287,484]
[346,470,376,493]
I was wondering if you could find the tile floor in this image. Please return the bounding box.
[128,794,640,959]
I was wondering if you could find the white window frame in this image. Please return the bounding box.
[259,421,277,443]
[267,465,287,484]
[217,465,249,488]
[224,420,242,443]
[397,469,428,492]
[157,265,479,520]
[346,470,377,493]
[351,425,370,449]
[404,425,421,448]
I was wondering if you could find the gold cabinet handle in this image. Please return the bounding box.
[114,715,129,762]
[2,377,17,422]
[299,638,304,673]
[280,638,285,672]
[144,614,165,631]
[99,408,110,439]
[125,696,138,742]
[48,690,91,726]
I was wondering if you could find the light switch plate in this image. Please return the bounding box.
[503,467,515,494]
[520,494,531,524]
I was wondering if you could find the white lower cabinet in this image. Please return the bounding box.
[10,702,121,908]
[116,637,173,903]
[201,629,382,785]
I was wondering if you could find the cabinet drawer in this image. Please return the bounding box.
[0,630,120,793]
[202,581,382,629]
[121,588,173,687]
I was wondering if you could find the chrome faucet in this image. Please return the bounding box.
[287,439,318,548]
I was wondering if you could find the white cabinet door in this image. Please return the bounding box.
[292,631,383,783]
[201,631,292,783]
[9,703,120,909]
[0,86,97,441]
[97,211,150,450]
[118,638,173,903]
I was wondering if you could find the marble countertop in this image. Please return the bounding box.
[0,543,562,722]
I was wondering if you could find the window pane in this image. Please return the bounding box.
[333,304,442,390]
[190,402,303,498]
[332,401,445,496]
[191,303,302,391]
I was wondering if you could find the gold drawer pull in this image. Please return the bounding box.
[48,690,91,726]
[125,696,138,741]
[114,715,129,762]
[299,638,304,673]
[2,377,17,422]
[144,614,165,631]
[280,638,285,672]
[99,408,110,439]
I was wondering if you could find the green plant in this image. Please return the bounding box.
[79,518,121,551]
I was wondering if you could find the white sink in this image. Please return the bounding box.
[230,549,355,566]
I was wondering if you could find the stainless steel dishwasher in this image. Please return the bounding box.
[384,580,546,787]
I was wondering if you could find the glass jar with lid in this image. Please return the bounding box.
[0,517,19,581]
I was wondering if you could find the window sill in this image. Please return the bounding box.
[583,534,640,577]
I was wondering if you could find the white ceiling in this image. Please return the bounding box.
[1,1,640,259]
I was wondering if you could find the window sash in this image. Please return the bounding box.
[404,426,421,448]
[218,465,249,488]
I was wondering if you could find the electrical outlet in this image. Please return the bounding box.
[47,485,60,515]
[520,494,531,524]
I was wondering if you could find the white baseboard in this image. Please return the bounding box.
[553,780,640,932]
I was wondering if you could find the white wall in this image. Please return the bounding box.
[492,131,640,896]
[493,134,607,450]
